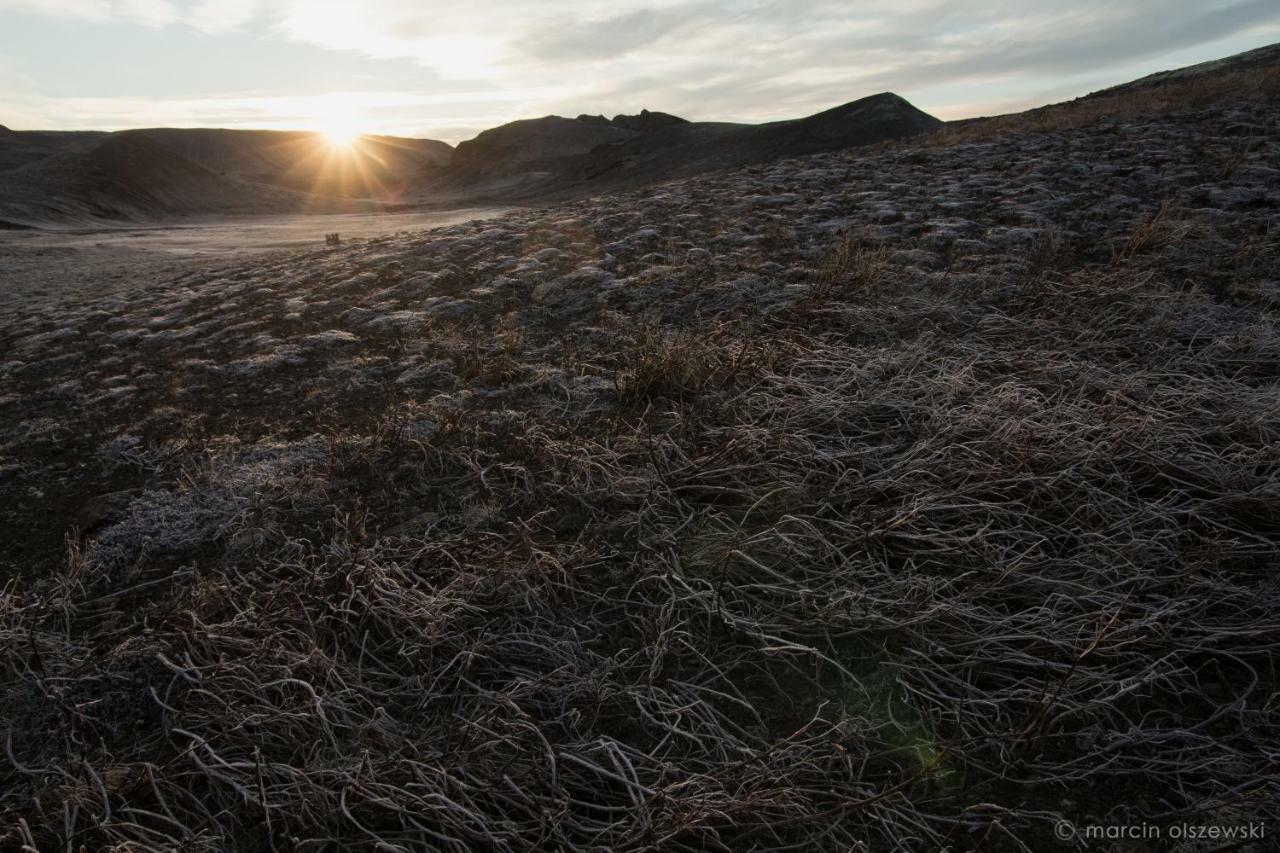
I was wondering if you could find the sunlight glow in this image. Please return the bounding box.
[317,115,364,148]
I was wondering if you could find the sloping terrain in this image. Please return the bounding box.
[1,67,1277,851]
[421,93,941,201]
[0,133,345,225]
[451,112,653,168]
[1095,41,1280,96]
[945,40,1280,136]
[0,128,452,227]
[0,133,351,226]
[0,127,108,173]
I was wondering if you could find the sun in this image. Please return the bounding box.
[316,117,364,149]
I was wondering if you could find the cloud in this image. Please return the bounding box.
[263,0,1280,120]
[268,0,718,76]
[0,0,1277,138]
[523,5,715,61]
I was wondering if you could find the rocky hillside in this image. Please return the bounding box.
[1,62,1277,850]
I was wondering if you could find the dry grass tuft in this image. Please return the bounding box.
[1113,201,1200,262]
[809,231,889,305]
[612,325,724,406]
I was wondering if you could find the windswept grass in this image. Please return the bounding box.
[2,75,1279,852]
[4,228,1278,850]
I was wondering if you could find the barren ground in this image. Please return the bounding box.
[1,87,1277,851]
[0,208,509,309]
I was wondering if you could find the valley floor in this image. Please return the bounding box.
[1,95,1277,851]
[0,207,509,310]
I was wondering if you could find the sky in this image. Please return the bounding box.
[1,0,1278,144]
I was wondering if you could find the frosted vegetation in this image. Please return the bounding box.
[1,72,1278,850]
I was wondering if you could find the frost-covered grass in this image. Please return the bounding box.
[1,89,1278,851]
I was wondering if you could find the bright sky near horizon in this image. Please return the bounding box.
[1,0,1277,144]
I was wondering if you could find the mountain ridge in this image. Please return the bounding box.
[420,91,942,203]
[0,92,941,226]
[3,40,1277,227]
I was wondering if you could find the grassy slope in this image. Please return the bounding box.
[1,70,1278,851]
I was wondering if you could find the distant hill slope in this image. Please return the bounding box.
[422,94,941,202]
[0,128,452,227]
[131,129,451,199]
[1090,41,1280,97]
[0,133,347,226]
[936,40,1280,140]
[0,93,937,226]
[0,128,108,173]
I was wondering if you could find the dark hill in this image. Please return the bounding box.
[0,129,108,173]
[0,133,370,226]
[419,92,942,202]
[131,128,451,199]
[451,115,637,170]
[0,128,452,227]
[609,109,689,132]
[1,94,938,223]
